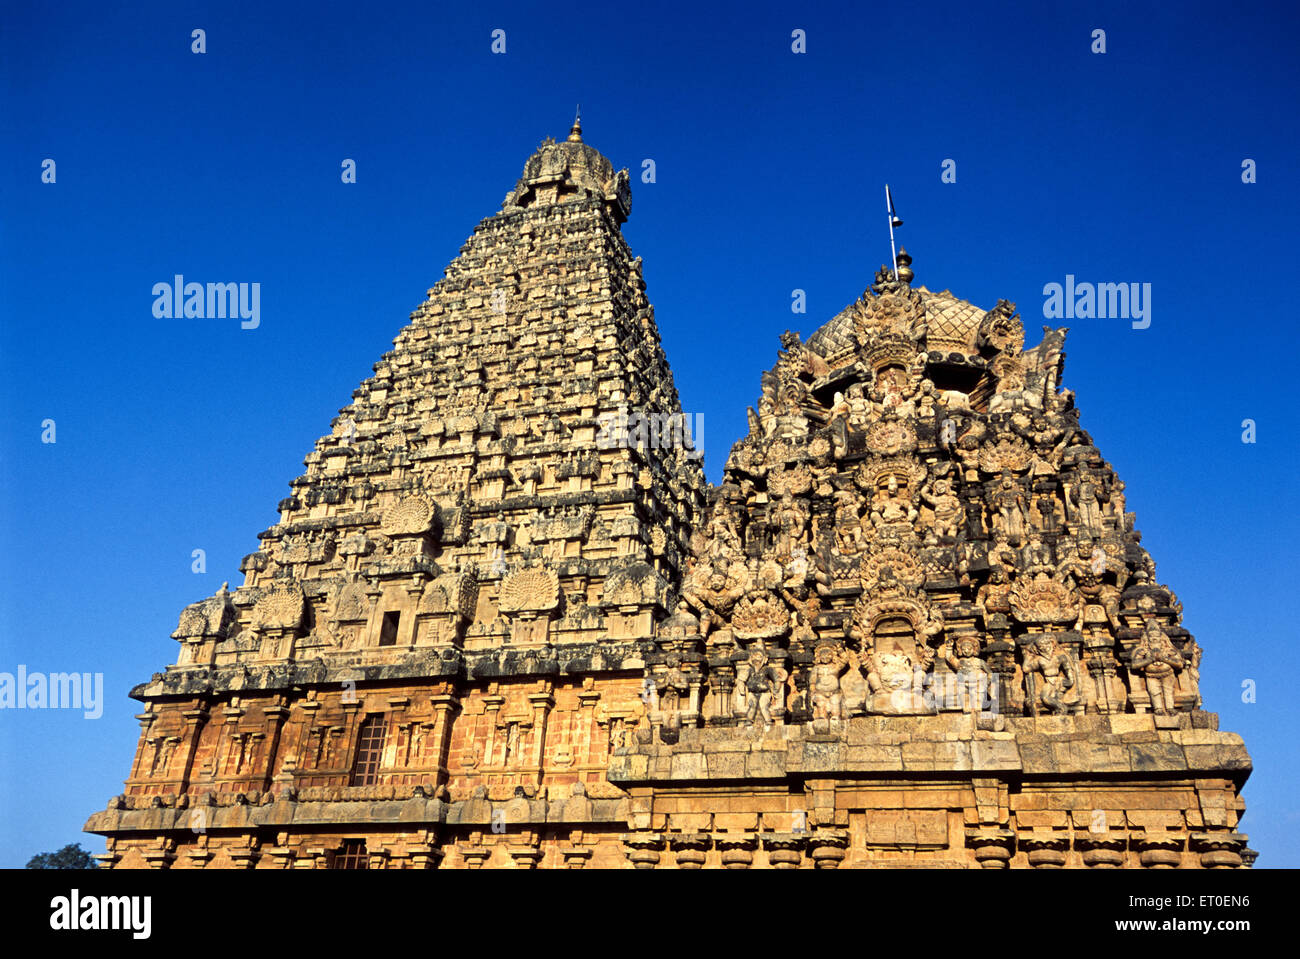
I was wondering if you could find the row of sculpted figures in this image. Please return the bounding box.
[644,400,1198,737]
[650,551,1197,737]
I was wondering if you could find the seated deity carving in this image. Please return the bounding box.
[864,646,930,714]
[870,474,918,535]
[988,355,1041,414]
[1019,530,1055,577]
[680,558,747,639]
[976,565,1013,618]
[1057,537,1122,631]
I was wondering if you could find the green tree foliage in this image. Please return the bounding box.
[26,843,96,869]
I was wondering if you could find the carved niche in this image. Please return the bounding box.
[416,572,479,647]
[172,583,239,667]
[852,546,941,715]
[251,582,307,660]
[380,494,440,557]
[498,566,560,646]
[600,561,672,640]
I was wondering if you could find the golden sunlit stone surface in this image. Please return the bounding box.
[86,124,1252,869]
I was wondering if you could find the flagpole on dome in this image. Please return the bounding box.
[886,184,903,282]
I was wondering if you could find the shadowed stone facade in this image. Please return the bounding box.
[85,121,1253,869]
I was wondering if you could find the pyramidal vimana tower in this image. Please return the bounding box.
[86,120,1252,869]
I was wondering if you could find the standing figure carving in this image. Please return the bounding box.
[1023,634,1076,715]
[921,474,962,542]
[739,647,785,726]
[1131,617,1185,715]
[945,635,993,713]
[810,643,851,721]
[655,652,691,734]
[1068,470,1108,535]
[990,473,1029,546]
[772,492,809,559]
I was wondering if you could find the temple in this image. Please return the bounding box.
[85,121,1253,869]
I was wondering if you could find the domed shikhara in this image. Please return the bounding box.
[85,128,1252,870]
[502,117,631,224]
[805,250,1028,366]
[670,249,1161,721]
[807,284,989,360]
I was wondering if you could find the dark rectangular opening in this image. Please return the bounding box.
[926,364,983,395]
[350,715,386,786]
[333,839,368,870]
[379,610,400,647]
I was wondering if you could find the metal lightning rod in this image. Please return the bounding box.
[885,184,903,281]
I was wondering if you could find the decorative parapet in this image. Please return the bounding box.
[607,712,1249,785]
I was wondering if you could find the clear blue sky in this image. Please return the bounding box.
[2,0,1297,867]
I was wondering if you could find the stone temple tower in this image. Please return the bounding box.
[86,119,708,869]
[606,253,1252,869]
[87,125,1252,869]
